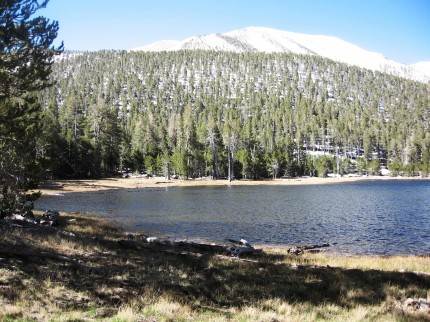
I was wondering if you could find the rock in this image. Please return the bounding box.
[12,214,25,221]
[224,238,255,256]
[403,298,430,312]
[240,238,252,247]
[288,246,303,255]
[419,298,430,310]
[227,245,254,257]
[146,237,158,243]
[59,230,75,237]
[39,219,57,226]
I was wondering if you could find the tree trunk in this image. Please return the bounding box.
[213,147,219,179]
[228,145,232,182]
[165,160,171,180]
[227,146,234,182]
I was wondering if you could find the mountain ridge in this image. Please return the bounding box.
[133,26,430,83]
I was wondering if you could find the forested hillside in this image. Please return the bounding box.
[38,50,430,179]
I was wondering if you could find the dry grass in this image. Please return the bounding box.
[1,213,430,321]
[263,246,430,274]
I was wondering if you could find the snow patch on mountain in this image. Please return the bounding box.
[133,26,430,83]
[133,39,181,51]
[411,61,430,79]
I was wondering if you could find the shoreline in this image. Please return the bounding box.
[36,175,429,195]
[2,211,429,321]
[33,175,430,257]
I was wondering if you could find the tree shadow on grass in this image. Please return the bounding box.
[1,216,430,320]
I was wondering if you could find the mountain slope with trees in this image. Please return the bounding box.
[38,49,429,180]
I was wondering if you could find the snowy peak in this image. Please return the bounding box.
[134,39,181,52]
[411,61,430,77]
[225,26,389,71]
[133,26,429,82]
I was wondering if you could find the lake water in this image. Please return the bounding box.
[35,180,430,255]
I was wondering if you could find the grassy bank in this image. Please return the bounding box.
[1,213,430,321]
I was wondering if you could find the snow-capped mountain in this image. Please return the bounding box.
[133,26,430,83]
[411,61,430,78]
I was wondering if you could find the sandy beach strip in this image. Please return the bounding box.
[35,175,429,195]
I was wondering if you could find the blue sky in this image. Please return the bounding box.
[40,0,429,64]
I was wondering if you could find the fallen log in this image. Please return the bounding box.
[4,218,76,237]
[119,235,257,257]
[287,243,331,255]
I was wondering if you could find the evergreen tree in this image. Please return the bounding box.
[0,0,63,99]
[1,0,62,212]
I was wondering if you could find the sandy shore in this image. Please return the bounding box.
[35,175,428,195]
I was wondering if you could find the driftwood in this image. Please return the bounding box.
[122,235,332,257]
[119,235,257,257]
[287,243,331,255]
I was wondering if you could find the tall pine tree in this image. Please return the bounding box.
[0,0,62,212]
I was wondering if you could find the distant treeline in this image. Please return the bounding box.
[38,50,430,179]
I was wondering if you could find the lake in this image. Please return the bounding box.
[35,179,430,255]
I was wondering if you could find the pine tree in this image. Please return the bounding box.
[0,0,63,99]
[1,0,62,212]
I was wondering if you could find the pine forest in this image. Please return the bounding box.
[38,50,430,180]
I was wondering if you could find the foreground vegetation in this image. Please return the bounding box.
[1,213,429,321]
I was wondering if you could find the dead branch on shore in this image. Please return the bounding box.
[287,243,331,255]
[121,234,258,257]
